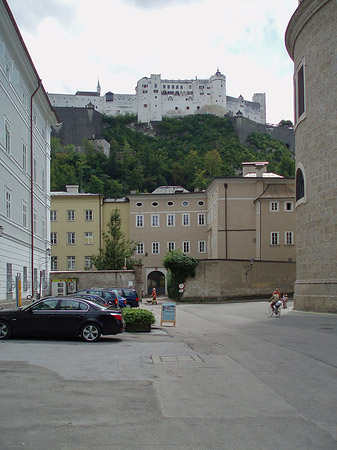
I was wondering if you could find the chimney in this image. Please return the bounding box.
[66,185,79,194]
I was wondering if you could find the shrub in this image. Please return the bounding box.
[123,308,156,325]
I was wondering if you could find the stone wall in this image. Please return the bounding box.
[52,107,104,146]
[183,259,296,301]
[229,116,295,153]
[49,265,143,300]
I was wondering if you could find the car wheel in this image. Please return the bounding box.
[0,320,11,339]
[125,304,131,308]
[80,323,101,342]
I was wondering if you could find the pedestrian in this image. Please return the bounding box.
[151,287,157,305]
[282,293,289,309]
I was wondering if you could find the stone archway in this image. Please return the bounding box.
[147,270,165,296]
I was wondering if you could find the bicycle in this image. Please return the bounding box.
[269,303,281,318]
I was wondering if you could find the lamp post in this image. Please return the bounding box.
[0,225,4,237]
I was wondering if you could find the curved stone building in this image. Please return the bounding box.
[285,0,337,312]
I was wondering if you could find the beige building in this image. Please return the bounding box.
[129,162,295,295]
[285,0,337,312]
[51,163,295,296]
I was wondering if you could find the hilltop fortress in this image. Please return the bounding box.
[48,69,266,124]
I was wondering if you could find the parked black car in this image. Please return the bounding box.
[75,289,120,307]
[82,288,127,308]
[0,297,124,342]
[110,288,140,308]
[70,293,113,309]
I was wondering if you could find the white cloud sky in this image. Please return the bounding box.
[7,0,298,124]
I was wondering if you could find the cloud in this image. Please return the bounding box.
[121,0,202,9]
[8,0,75,31]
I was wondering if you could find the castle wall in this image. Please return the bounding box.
[229,116,295,153]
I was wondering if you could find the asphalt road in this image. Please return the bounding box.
[0,300,336,450]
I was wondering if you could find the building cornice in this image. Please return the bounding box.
[285,0,331,60]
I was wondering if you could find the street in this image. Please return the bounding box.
[0,300,336,450]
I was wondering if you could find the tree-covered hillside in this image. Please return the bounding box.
[51,114,294,196]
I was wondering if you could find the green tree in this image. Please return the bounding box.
[91,209,138,270]
[163,249,198,301]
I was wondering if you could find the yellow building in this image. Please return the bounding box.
[50,186,129,272]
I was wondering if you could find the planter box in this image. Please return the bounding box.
[125,323,151,333]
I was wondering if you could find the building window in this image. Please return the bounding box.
[85,210,93,221]
[51,232,58,245]
[41,168,45,191]
[270,201,279,212]
[182,201,189,207]
[198,213,205,226]
[51,256,58,271]
[167,201,174,207]
[50,210,57,221]
[197,200,204,206]
[33,210,37,234]
[5,121,10,153]
[5,188,11,218]
[136,242,144,255]
[67,232,76,245]
[23,266,28,291]
[296,168,305,202]
[85,256,92,269]
[198,241,206,253]
[22,201,27,228]
[167,214,175,227]
[168,241,175,252]
[152,242,160,255]
[136,202,143,207]
[270,232,279,246]
[84,232,93,245]
[6,263,13,293]
[285,231,294,245]
[67,256,76,270]
[151,214,159,227]
[22,142,27,171]
[136,215,144,227]
[183,241,190,253]
[67,210,75,221]
[295,62,306,122]
[284,201,294,212]
[33,158,37,182]
[182,213,190,226]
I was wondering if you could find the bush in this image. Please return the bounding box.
[123,308,156,325]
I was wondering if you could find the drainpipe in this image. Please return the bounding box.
[30,80,41,298]
[224,183,228,259]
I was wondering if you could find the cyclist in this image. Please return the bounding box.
[269,289,282,312]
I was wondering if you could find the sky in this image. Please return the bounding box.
[7,0,298,125]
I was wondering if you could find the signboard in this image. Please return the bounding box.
[161,303,176,327]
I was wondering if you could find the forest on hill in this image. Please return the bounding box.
[51,114,295,197]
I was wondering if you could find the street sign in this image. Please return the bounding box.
[178,283,185,289]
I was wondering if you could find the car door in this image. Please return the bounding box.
[51,299,89,337]
[14,299,60,336]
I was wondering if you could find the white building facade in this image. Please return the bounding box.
[0,1,58,306]
[48,70,266,125]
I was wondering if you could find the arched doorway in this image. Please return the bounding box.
[147,270,165,296]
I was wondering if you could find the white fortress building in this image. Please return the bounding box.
[48,69,266,124]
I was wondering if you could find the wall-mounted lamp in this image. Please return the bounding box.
[46,248,51,257]
[0,225,4,237]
